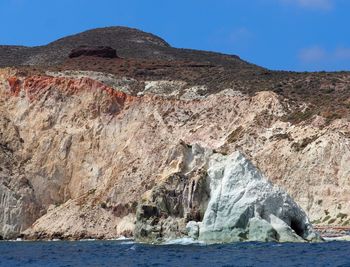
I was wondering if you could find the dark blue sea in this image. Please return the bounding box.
[1,239,350,267]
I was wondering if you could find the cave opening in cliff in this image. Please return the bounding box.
[290,218,304,237]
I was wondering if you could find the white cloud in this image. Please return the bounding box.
[281,0,334,10]
[228,27,253,44]
[334,47,350,60]
[299,45,350,64]
[208,26,254,50]
[299,46,327,63]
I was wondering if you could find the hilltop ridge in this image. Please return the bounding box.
[0,26,252,68]
[1,26,349,122]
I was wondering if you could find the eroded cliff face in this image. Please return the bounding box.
[0,68,349,240]
[134,144,321,243]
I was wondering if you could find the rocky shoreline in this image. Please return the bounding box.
[14,143,322,244]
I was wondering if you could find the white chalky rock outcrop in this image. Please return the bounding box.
[188,151,321,243]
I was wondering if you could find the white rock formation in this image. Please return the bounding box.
[188,151,321,243]
[46,70,138,94]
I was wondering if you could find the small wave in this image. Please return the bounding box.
[111,236,134,241]
[108,236,135,244]
[162,237,206,246]
[272,244,283,247]
[129,245,137,250]
[115,236,128,240]
[8,238,24,242]
[324,236,350,242]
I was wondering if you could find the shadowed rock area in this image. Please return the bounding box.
[69,46,117,59]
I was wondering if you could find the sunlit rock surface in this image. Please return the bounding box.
[0,67,349,240]
[193,151,321,243]
[134,143,321,243]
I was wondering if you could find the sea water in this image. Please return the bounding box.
[0,240,349,267]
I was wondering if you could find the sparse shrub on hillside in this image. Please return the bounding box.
[282,108,314,124]
[291,136,318,152]
[342,219,350,226]
[322,215,331,223]
[337,213,348,220]
[323,111,343,124]
[12,28,350,125]
[227,126,244,143]
[328,218,336,224]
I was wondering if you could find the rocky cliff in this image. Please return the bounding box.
[0,67,348,241]
[0,27,349,241]
[134,145,321,243]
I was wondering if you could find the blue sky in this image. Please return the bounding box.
[0,0,349,71]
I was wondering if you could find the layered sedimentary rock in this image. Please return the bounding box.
[0,68,349,240]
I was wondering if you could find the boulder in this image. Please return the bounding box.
[247,217,278,242]
[186,221,201,239]
[193,151,322,243]
[68,46,117,59]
